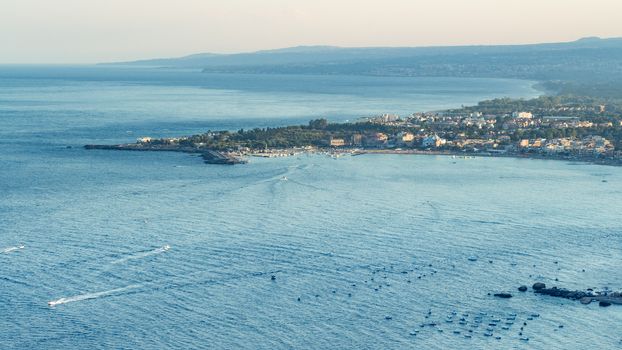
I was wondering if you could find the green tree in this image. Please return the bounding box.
[308,119,328,130]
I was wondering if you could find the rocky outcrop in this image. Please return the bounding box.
[494,293,513,298]
[202,150,248,165]
[535,287,590,299]
[532,285,622,306]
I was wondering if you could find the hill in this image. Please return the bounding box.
[107,37,622,99]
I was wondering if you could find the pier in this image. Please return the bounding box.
[84,144,247,165]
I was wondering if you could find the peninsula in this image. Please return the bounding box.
[86,95,622,166]
[94,37,622,166]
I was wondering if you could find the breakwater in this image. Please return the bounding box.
[85,144,246,165]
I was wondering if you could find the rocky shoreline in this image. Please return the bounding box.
[494,282,622,307]
[532,283,622,306]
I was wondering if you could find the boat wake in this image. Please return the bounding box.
[47,267,285,307]
[48,285,141,307]
[110,245,171,265]
[286,178,324,191]
[2,245,25,254]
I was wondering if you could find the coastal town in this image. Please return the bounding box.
[87,96,622,166]
[343,109,620,159]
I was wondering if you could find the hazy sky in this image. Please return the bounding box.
[2,0,621,63]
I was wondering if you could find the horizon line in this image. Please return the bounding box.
[1,36,619,66]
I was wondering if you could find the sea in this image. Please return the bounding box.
[1,65,621,349]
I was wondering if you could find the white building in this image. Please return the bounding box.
[512,111,533,119]
[422,135,447,148]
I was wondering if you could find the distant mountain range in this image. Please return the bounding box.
[107,37,622,98]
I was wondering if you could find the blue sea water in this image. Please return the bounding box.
[1,66,621,349]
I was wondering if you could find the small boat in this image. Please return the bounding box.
[48,299,63,307]
[281,176,288,181]
[163,245,171,251]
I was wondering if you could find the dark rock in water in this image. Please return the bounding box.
[533,282,546,290]
[494,293,513,298]
[533,284,622,306]
[518,285,528,292]
[535,286,589,300]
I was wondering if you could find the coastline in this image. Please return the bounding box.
[84,143,622,167]
[255,148,622,167]
[352,149,622,167]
